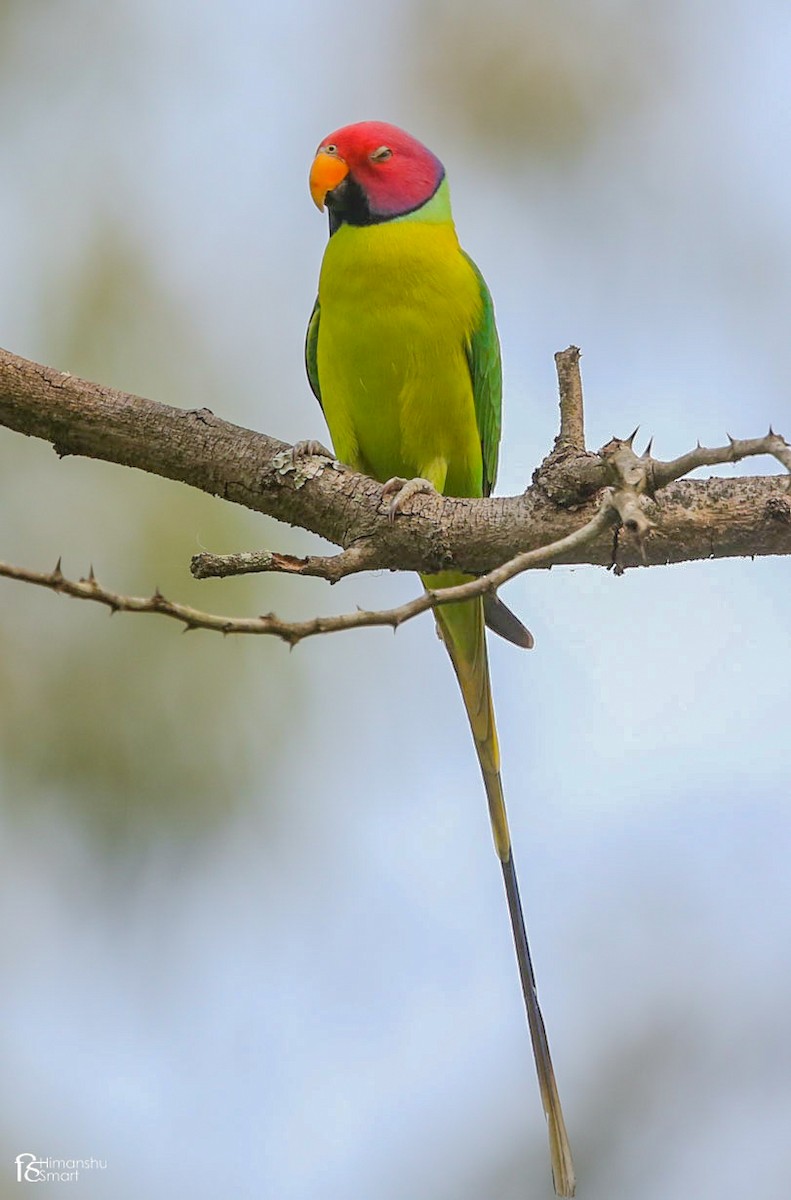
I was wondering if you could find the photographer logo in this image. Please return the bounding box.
[14,1154,107,1184]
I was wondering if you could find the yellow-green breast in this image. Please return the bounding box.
[316,215,485,498]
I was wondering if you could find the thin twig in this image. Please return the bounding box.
[0,505,615,647]
[191,544,374,583]
[649,431,791,490]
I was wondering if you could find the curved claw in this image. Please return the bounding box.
[290,439,334,466]
[380,476,436,522]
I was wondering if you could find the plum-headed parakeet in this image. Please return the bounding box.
[306,121,575,1197]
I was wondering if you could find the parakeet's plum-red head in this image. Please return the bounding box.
[309,121,444,226]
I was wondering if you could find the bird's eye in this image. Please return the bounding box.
[324,144,338,155]
[370,146,392,162]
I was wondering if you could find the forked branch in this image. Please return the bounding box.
[1,343,790,643]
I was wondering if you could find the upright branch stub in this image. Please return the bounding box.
[554,346,586,452]
[533,348,608,505]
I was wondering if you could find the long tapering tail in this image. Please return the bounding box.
[425,575,576,1198]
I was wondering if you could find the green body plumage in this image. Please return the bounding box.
[308,181,511,857]
[306,180,499,498]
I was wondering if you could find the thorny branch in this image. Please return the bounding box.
[0,505,614,646]
[191,350,791,584]
[1,342,790,643]
[2,344,791,579]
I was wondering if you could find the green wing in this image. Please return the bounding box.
[305,297,322,410]
[462,252,502,498]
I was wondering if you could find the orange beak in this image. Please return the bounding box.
[309,151,350,211]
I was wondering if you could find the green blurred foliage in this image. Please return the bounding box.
[411,0,679,165]
[0,0,19,48]
[0,219,304,848]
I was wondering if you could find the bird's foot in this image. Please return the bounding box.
[380,476,436,523]
[290,438,334,466]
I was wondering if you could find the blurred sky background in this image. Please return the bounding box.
[1,2,790,1197]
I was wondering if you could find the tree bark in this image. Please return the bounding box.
[1,345,790,577]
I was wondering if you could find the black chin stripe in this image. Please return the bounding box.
[326,175,371,233]
[326,167,445,233]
